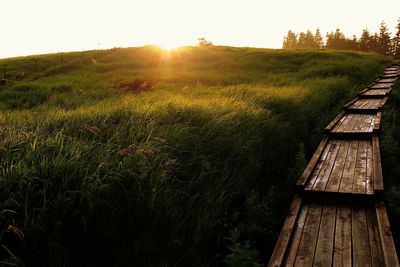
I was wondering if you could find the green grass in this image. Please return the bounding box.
[0,46,392,266]
[379,80,400,256]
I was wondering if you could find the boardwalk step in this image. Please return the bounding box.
[268,196,399,267]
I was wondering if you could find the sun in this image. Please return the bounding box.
[153,37,189,50]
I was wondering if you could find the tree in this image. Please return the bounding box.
[283,30,297,49]
[392,18,400,58]
[347,35,359,51]
[314,28,324,49]
[297,32,307,49]
[378,21,391,55]
[304,30,317,48]
[359,29,371,51]
[370,33,380,53]
[325,29,346,50]
[197,37,213,47]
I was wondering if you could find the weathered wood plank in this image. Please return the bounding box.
[297,137,329,187]
[353,140,367,194]
[313,140,341,191]
[372,137,384,192]
[379,96,389,109]
[268,195,303,267]
[366,207,384,267]
[294,204,323,266]
[305,140,332,190]
[373,112,382,132]
[283,203,309,266]
[352,206,372,267]
[339,140,358,193]
[375,201,400,267]
[325,141,350,192]
[370,83,393,89]
[333,205,352,267]
[366,140,374,195]
[313,204,337,266]
[325,111,345,132]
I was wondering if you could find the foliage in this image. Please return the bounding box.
[283,18,400,57]
[198,38,214,47]
[224,229,261,267]
[380,80,400,255]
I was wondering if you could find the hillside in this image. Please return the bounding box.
[0,46,393,266]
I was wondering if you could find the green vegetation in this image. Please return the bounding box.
[0,46,392,266]
[283,18,400,58]
[380,81,400,256]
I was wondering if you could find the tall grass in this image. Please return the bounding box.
[0,46,392,266]
[380,80,400,256]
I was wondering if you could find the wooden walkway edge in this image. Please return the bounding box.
[268,65,400,267]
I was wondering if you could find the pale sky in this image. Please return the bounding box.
[1,0,399,59]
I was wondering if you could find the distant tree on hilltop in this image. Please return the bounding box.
[283,30,298,49]
[314,28,324,48]
[197,37,213,47]
[392,19,400,58]
[378,21,392,55]
[359,29,371,51]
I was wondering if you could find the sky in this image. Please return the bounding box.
[1,0,399,59]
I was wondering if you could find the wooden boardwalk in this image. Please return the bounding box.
[268,65,400,267]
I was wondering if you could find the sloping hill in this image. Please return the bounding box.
[0,46,392,266]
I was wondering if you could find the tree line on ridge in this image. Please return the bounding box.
[283,19,400,58]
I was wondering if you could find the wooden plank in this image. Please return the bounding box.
[313,140,341,191]
[339,140,358,193]
[366,140,374,195]
[333,205,352,267]
[378,78,397,83]
[294,204,323,266]
[370,83,392,89]
[305,140,332,190]
[352,140,367,194]
[362,89,389,96]
[325,141,350,192]
[283,203,309,266]
[325,111,345,132]
[366,207,384,267]
[297,137,329,187]
[352,205,372,267]
[359,87,370,94]
[375,201,400,267]
[373,112,382,132]
[381,74,398,78]
[372,137,384,192]
[343,98,359,109]
[313,204,337,266]
[364,114,375,133]
[379,96,389,109]
[343,114,361,132]
[268,195,303,267]
[334,113,352,132]
[358,114,371,133]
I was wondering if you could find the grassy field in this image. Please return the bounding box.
[0,46,392,266]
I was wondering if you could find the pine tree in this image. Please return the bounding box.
[325,31,335,49]
[371,33,380,53]
[378,21,391,55]
[392,18,400,58]
[298,32,307,49]
[305,30,316,48]
[359,29,371,51]
[314,28,324,49]
[283,30,298,49]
